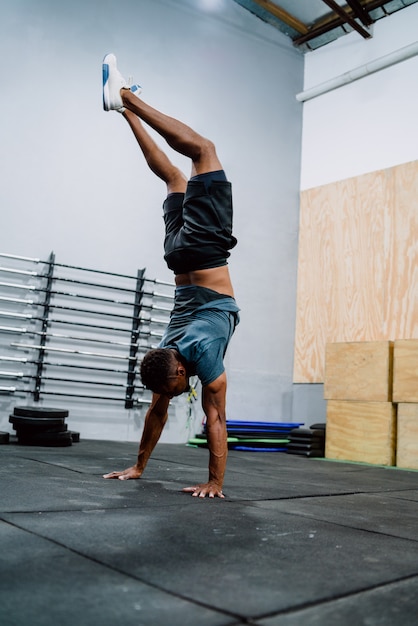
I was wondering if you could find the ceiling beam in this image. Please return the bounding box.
[250,0,309,34]
[321,0,372,39]
[293,0,392,46]
[345,0,374,26]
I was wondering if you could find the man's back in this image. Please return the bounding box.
[174,265,235,297]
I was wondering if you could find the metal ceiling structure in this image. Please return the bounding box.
[232,0,418,51]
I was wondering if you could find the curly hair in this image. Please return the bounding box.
[140,348,175,393]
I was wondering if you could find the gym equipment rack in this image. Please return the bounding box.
[0,252,174,408]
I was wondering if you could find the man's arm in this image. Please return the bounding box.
[182,371,228,498]
[103,393,170,480]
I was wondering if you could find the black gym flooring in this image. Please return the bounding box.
[2,438,418,626]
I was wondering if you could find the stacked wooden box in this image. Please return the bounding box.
[393,339,418,470]
[324,339,418,468]
[324,341,396,466]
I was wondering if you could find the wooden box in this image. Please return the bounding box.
[396,403,418,469]
[393,339,418,402]
[325,400,396,465]
[324,341,393,401]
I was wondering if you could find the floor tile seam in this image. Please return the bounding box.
[227,490,386,504]
[286,489,418,503]
[222,463,410,477]
[0,499,203,516]
[7,455,88,475]
[379,488,418,497]
[311,458,418,472]
[8,453,210,474]
[241,504,418,545]
[0,516,247,623]
[237,488,418,504]
[251,571,418,621]
[2,455,177,479]
[362,486,418,494]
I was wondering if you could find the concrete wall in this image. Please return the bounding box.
[0,0,304,441]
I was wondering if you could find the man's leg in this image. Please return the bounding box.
[103,53,222,177]
[121,90,223,178]
[122,109,187,194]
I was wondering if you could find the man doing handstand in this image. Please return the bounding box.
[102,54,239,498]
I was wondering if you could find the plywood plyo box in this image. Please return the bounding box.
[294,160,418,384]
[393,339,418,402]
[325,400,396,466]
[396,403,418,469]
[324,341,393,401]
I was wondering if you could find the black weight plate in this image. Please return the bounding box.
[17,430,71,442]
[0,431,10,444]
[288,436,324,444]
[70,431,80,443]
[287,442,324,452]
[288,428,325,438]
[18,433,73,447]
[13,406,69,419]
[13,424,68,436]
[286,449,324,458]
[9,415,66,427]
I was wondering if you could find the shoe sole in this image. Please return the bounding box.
[102,59,111,111]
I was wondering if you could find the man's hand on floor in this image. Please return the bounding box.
[182,481,225,498]
[103,465,142,480]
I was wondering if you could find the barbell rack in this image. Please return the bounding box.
[0,251,174,406]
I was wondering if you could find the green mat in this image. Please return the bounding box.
[188,436,289,449]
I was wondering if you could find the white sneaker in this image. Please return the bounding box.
[102,53,142,111]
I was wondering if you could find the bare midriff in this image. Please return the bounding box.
[174,265,234,298]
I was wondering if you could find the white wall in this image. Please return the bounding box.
[301,2,418,190]
[0,0,304,441]
[296,3,418,422]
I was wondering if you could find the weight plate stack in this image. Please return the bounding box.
[0,431,10,444]
[9,406,79,447]
[286,425,326,458]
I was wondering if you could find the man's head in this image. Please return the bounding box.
[140,348,189,398]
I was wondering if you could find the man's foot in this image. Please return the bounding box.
[102,53,142,111]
